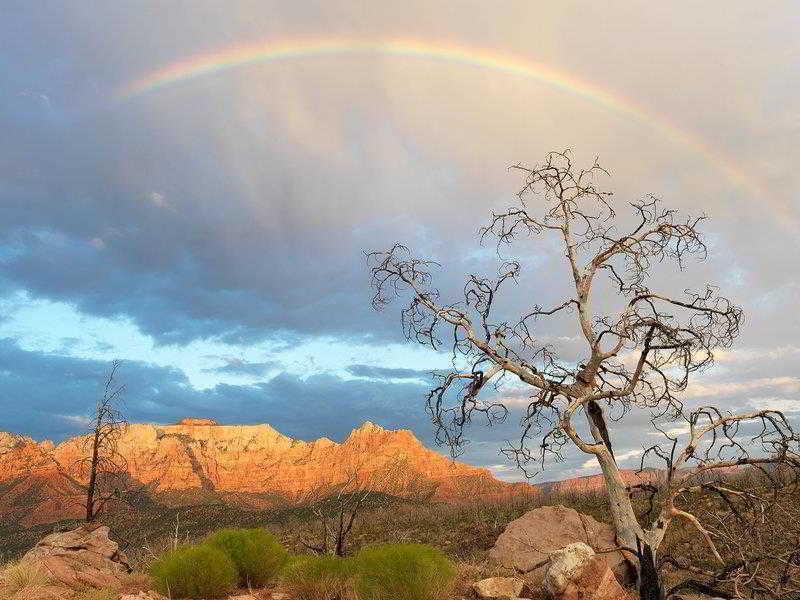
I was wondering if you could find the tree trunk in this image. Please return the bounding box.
[85,428,101,522]
[586,412,664,599]
[637,538,663,600]
[334,506,346,556]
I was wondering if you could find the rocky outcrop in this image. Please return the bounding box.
[544,543,630,600]
[20,525,131,589]
[0,431,35,453]
[0,420,534,525]
[489,505,635,586]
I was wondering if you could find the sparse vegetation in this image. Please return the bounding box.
[1,468,797,598]
[282,543,456,600]
[206,527,287,587]
[72,588,119,600]
[0,560,52,592]
[149,543,237,598]
[0,559,58,599]
[296,457,437,557]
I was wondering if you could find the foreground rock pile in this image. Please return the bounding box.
[489,505,635,586]
[544,543,630,600]
[472,576,526,599]
[20,524,131,590]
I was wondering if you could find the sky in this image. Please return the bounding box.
[1,1,798,482]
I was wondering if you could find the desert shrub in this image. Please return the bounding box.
[149,544,237,599]
[281,554,357,600]
[206,528,287,586]
[353,544,456,600]
[0,560,52,592]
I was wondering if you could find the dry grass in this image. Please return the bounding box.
[118,572,153,595]
[72,588,119,600]
[0,588,67,600]
[0,560,63,600]
[274,487,611,563]
[0,559,152,600]
[283,576,359,600]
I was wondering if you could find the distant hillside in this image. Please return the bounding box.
[0,419,533,527]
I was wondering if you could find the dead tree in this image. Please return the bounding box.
[366,150,799,598]
[298,458,437,556]
[77,360,129,522]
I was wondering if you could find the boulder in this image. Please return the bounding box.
[544,543,630,600]
[489,505,635,585]
[472,576,525,599]
[20,524,131,589]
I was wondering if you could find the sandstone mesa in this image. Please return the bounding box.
[0,419,532,526]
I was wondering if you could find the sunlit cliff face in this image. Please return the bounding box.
[0,420,532,526]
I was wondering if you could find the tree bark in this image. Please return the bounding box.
[85,427,101,522]
[637,537,663,600]
[585,411,663,598]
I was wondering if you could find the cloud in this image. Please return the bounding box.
[747,397,800,414]
[1,2,797,350]
[0,338,438,448]
[57,414,92,427]
[346,364,431,380]
[713,346,800,364]
[647,425,690,438]
[683,377,800,400]
[147,191,172,210]
[203,359,282,376]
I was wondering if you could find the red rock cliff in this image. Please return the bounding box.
[0,420,533,525]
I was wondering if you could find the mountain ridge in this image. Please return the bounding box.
[0,418,534,526]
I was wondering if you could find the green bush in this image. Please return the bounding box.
[206,528,287,586]
[149,544,237,599]
[280,544,455,600]
[281,554,356,600]
[353,544,456,600]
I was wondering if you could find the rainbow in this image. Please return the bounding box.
[116,38,794,228]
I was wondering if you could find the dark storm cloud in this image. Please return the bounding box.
[0,339,438,446]
[0,4,398,345]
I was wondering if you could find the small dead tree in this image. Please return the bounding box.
[366,151,799,598]
[78,360,129,522]
[298,457,437,556]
